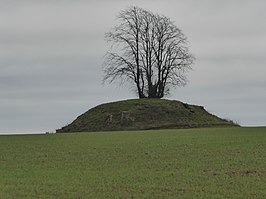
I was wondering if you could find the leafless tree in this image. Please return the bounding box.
[103,6,194,98]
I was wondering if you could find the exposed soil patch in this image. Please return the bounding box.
[226,170,266,177]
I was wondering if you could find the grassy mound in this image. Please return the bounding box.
[57,99,237,133]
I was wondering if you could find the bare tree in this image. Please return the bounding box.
[103,6,194,98]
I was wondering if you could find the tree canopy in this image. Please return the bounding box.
[103,6,194,98]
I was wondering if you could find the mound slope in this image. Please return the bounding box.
[57,99,237,133]
[57,99,235,133]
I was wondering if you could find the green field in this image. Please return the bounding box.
[0,127,265,198]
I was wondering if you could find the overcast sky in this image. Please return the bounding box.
[0,0,265,134]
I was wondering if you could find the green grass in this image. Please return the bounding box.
[0,127,265,198]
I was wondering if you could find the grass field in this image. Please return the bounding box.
[0,127,265,198]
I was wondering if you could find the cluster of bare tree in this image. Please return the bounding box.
[103,6,194,98]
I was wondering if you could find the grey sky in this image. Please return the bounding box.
[0,0,265,133]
